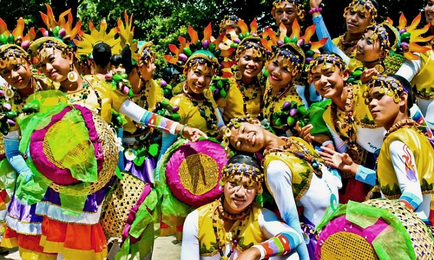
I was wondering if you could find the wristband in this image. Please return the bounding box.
[180,124,187,137]
[251,245,266,260]
[169,122,179,135]
[309,7,322,14]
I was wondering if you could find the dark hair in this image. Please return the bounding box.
[227,154,262,171]
[92,42,111,67]
[110,54,123,66]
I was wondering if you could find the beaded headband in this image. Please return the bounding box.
[219,14,242,34]
[0,44,30,69]
[29,37,72,64]
[222,162,264,188]
[222,117,253,157]
[364,75,407,104]
[138,41,156,64]
[261,20,327,76]
[272,0,305,20]
[343,0,378,25]
[306,53,348,81]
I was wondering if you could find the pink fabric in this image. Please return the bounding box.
[165,140,227,208]
[315,215,389,259]
[122,183,152,242]
[29,105,104,185]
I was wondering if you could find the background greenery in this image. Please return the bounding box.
[0,0,427,76]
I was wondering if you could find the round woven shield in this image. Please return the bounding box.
[317,199,434,260]
[28,105,118,196]
[163,139,227,208]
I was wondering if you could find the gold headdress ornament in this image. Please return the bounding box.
[306,53,348,83]
[165,23,235,77]
[221,117,253,158]
[38,4,83,42]
[343,0,378,25]
[272,0,305,20]
[219,14,242,34]
[74,19,121,56]
[116,11,138,62]
[261,20,327,75]
[222,160,264,192]
[0,17,36,49]
[364,75,408,104]
[138,41,155,64]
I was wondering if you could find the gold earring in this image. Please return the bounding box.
[67,63,78,82]
[374,63,385,74]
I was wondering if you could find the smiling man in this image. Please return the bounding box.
[271,0,305,37]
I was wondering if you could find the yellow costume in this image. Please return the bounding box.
[170,89,220,136]
[233,78,263,118]
[332,36,363,71]
[215,78,246,122]
[197,200,264,256]
[377,122,434,199]
[411,50,434,100]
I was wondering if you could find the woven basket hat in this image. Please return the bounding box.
[160,138,228,208]
[20,91,118,197]
[316,199,434,260]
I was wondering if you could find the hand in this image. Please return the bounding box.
[317,146,357,176]
[361,68,379,84]
[182,126,208,142]
[295,122,313,144]
[236,247,261,260]
[310,0,322,8]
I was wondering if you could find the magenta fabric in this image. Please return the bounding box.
[165,140,227,208]
[315,215,389,259]
[29,105,104,185]
[122,183,152,243]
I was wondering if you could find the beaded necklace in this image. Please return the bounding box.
[336,33,359,56]
[329,84,363,163]
[237,79,261,116]
[132,79,149,110]
[9,77,43,108]
[183,91,218,134]
[212,198,250,260]
[384,119,421,139]
[65,78,102,115]
[261,82,297,122]
[265,137,324,177]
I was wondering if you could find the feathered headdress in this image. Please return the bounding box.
[261,20,327,75]
[38,4,83,42]
[164,23,235,77]
[0,17,36,50]
[116,11,138,62]
[74,19,121,57]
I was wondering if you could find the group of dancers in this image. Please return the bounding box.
[1,0,434,259]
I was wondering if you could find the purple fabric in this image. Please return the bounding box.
[29,105,104,185]
[7,190,42,224]
[122,183,152,243]
[124,157,155,183]
[40,178,113,213]
[301,217,318,260]
[315,215,389,259]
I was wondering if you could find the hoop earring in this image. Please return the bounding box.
[182,82,189,94]
[67,63,79,82]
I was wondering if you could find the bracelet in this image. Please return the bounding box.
[309,7,322,14]
[180,124,187,137]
